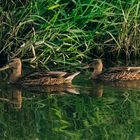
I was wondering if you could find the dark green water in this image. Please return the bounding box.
[0,74,140,140]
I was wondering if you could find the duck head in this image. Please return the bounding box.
[0,58,22,83]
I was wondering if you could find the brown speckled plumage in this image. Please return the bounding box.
[1,58,80,86]
[90,59,140,81]
[19,71,80,86]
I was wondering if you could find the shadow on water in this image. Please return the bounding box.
[0,74,140,139]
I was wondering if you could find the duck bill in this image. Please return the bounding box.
[0,64,10,72]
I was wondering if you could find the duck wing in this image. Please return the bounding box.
[22,71,67,79]
[17,71,66,86]
[108,67,140,73]
[17,71,80,86]
[46,71,67,77]
[101,67,140,81]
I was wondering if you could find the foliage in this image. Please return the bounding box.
[0,0,140,67]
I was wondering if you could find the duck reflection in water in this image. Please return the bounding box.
[0,88,22,109]
[91,82,103,97]
[10,89,22,109]
[27,83,80,95]
[0,82,80,110]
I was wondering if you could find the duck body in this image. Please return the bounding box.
[17,71,80,87]
[1,58,80,86]
[90,59,140,81]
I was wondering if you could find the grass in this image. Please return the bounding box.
[0,0,140,68]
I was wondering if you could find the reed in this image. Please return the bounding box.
[0,0,140,67]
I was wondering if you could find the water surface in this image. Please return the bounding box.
[0,73,140,140]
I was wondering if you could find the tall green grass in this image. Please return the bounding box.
[0,0,140,67]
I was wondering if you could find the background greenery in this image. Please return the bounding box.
[0,0,140,67]
[1,1,140,139]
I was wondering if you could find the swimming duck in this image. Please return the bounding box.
[88,59,140,81]
[0,58,80,86]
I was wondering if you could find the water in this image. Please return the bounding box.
[0,73,140,140]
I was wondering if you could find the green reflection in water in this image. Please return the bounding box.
[0,75,140,140]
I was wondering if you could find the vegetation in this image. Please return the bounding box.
[0,0,140,67]
[1,1,140,139]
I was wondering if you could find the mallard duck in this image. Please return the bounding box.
[88,59,140,81]
[0,58,80,86]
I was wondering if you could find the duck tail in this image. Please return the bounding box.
[64,72,80,83]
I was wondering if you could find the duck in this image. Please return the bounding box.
[88,59,140,81]
[0,58,80,87]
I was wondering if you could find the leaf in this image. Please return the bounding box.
[48,4,60,10]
